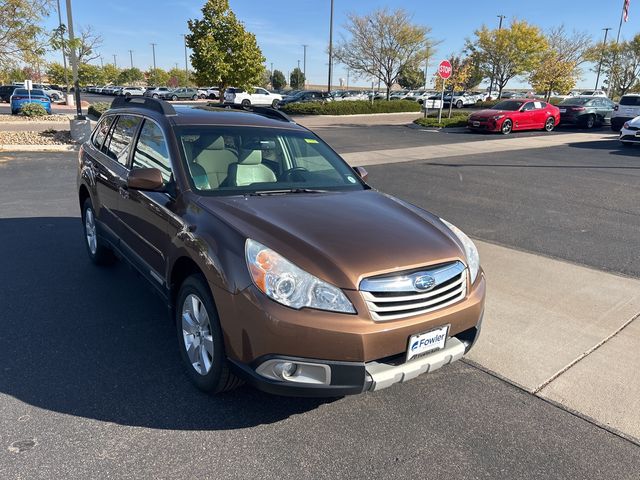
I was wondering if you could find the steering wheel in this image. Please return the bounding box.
[281,167,309,182]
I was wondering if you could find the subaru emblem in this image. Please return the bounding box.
[413,275,436,292]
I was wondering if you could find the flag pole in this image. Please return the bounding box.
[616,0,626,43]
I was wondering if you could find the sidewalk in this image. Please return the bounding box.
[469,240,640,443]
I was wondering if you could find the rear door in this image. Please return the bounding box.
[531,101,547,127]
[118,118,174,281]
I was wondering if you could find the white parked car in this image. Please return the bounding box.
[618,114,640,145]
[415,91,438,104]
[422,94,443,109]
[578,90,607,97]
[443,92,477,108]
[119,86,145,97]
[224,87,282,107]
[612,93,640,131]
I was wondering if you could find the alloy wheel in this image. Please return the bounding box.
[501,120,512,134]
[181,294,214,376]
[545,118,555,132]
[84,207,97,255]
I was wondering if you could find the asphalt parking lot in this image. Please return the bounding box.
[1,122,639,479]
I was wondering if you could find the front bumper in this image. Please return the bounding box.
[619,128,640,142]
[229,323,481,397]
[467,119,499,131]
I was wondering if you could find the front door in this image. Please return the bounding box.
[118,118,174,282]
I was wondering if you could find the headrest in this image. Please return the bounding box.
[238,149,262,165]
[198,135,225,150]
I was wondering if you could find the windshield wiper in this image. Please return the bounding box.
[248,188,330,196]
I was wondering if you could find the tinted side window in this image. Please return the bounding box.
[105,115,142,166]
[92,115,115,150]
[620,96,640,106]
[132,120,172,183]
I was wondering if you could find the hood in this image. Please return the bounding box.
[470,108,510,119]
[197,190,465,289]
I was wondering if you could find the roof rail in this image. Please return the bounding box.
[208,103,294,123]
[110,96,176,115]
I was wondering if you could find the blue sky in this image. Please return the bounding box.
[44,0,638,88]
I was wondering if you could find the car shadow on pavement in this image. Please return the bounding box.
[0,217,334,431]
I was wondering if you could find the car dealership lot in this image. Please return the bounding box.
[0,122,639,478]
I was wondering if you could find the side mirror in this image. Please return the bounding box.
[128,168,164,191]
[354,166,368,182]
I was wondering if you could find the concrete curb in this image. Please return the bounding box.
[291,111,421,119]
[0,144,77,152]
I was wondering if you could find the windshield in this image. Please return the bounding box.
[176,126,366,195]
[14,89,46,96]
[491,101,524,111]
[580,91,595,95]
[560,97,591,106]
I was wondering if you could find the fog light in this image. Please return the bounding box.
[279,362,298,378]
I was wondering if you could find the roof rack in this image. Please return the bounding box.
[110,96,176,115]
[207,103,294,123]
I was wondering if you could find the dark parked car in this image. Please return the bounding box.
[76,96,485,397]
[558,96,615,128]
[278,90,331,105]
[0,85,17,102]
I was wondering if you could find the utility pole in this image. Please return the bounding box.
[65,0,82,117]
[302,44,308,86]
[297,59,301,70]
[55,0,70,94]
[113,54,117,67]
[595,28,611,90]
[129,49,134,69]
[151,43,157,71]
[488,14,506,99]
[327,0,334,93]
[100,56,103,68]
[346,68,350,89]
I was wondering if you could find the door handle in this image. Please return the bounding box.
[118,186,129,199]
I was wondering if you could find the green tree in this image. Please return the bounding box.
[146,67,169,86]
[46,62,69,85]
[79,63,105,86]
[271,69,286,90]
[334,8,435,100]
[397,64,425,89]
[466,20,547,98]
[118,67,144,85]
[587,34,640,97]
[167,67,192,87]
[0,0,51,70]
[290,67,305,89]
[187,0,266,92]
[101,63,120,84]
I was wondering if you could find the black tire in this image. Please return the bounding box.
[208,93,218,100]
[81,197,116,266]
[171,95,178,101]
[583,114,595,129]
[271,99,280,108]
[152,94,158,98]
[199,94,206,99]
[544,117,555,132]
[191,95,197,100]
[11,109,17,115]
[241,99,251,108]
[455,100,464,109]
[125,92,131,98]
[176,274,242,393]
[501,119,513,135]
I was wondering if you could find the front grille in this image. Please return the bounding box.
[360,261,467,321]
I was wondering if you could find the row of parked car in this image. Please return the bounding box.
[85,85,221,100]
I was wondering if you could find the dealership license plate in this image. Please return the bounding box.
[559,108,566,113]
[406,325,449,362]
[473,121,480,127]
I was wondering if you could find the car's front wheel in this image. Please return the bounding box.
[176,275,241,393]
[456,100,463,109]
[241,99,251,108]
[544,117,555,132]
[583,114,595,129]
[501,119,513,135]
[191,95,197,100]
[81,198,115,265]
[171,95,178,101]
[271,99,280,108]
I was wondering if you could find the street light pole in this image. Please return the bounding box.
[65,0,82,117]
[113,54,117,67]
[55,0,70,95]
[488,14,506,99]
[327,0,334,93]
[302,44,308,87]
[129,49,134,69]
[151,43,157,71]
[595,28,611,90]
[182,34,189,82]
[100,56,103,68]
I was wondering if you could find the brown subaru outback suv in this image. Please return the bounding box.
[77,97,485,396]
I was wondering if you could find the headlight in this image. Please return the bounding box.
[492,115,505,120]
[439,219,480,284]
[623,122,630,129]
[245,239,355,314]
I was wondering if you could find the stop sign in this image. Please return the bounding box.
[438,60,452,79]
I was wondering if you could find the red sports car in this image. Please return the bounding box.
[467,99,560,134]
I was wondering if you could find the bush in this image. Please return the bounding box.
[19,103,48,117]
[414,114,469,128]
[88,102,111,118]
[475,99,501,109]
[280,100,421,115]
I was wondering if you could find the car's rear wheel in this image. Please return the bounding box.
[176,275,241,393]
[81,198,115,265]
[501,119,513,135]
[125,92,131,98]
[241,99,251,108]
[456,100,463,109]
[271,99,279,108]
[583,114,595,129]
[191,95,197,100]
[152,94,158,98]
[171,95,178,101]
[544,117,555,132]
